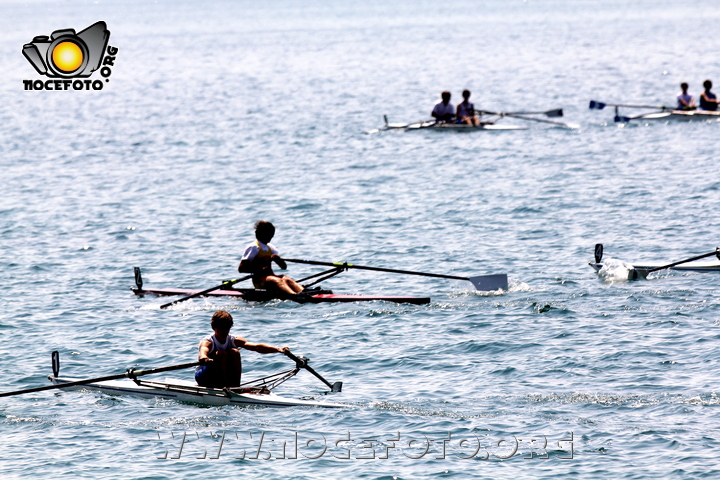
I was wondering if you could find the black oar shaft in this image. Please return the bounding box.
[160,275,253,309]
[647,250,719,273]
[477,110,574,128]
[0,361,200,398]
[283,258,470,281]
[285,351,334,390]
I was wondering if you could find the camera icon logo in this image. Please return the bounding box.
[22,21,110,78]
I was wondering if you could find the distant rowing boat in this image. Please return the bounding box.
[369,108,577,133]
[589,244,720,276]
[133,285,431,305]
[589,262,720,274]
[380,119,527,132]
[132,267,431,305]
[134,261,509,308]
[589,100,720,123]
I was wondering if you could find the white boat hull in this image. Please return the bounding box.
[589,262,720,273]
[630,110,720,122]
[48,376,346,408]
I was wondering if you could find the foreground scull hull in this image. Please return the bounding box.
[49,376,347,408]
[132,287,431,305]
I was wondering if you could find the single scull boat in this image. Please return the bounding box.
[132,268,431,305]
[589,244,720,275]
[28,351,345,408]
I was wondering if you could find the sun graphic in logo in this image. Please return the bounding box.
[51,41,84,73]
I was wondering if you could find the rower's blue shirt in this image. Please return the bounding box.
[699,91,717,111]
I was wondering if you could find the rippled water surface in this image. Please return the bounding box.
[2,0,720,478]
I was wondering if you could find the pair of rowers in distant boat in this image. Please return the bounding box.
[431,90,483,125]
[677,80,718,111]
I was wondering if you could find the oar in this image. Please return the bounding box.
[159,274,253,309]
[285,351,342,393]
[380,116,433,130]
[283,258,508,291]
[631,249,720,279]
[478,110,578,129]
[503,108,564,118]
[0,353,200,398]
[589,100,672,111]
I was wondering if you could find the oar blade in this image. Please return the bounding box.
[628,267,649,280]
[331,381,343,393]
[468,274,508,292]
[594,244,604,264]
[589,100,606,110]
[545,108,564,117]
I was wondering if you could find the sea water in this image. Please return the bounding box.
[2,0,720,478]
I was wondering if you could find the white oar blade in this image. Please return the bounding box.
[468,274,508,291]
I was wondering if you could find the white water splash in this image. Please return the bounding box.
[597,258,635,283]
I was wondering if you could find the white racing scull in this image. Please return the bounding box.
[369,108,577,133]
[589,100,720,123]
[589,243,720,280]
[1,351,347,409]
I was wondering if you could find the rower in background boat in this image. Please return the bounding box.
[431,91,456,122]
[677,82,696,110]
[456,89,479,125]
[196,310,290,388]
[699,79,718,111]
[238,220,305,299]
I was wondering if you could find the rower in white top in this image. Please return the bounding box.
[677,82,696,110]
[431,91,455,122]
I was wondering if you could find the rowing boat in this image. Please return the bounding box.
[589,262,720,273]
[616,109,720,123]
[30,351,347,408]
[589,244,720,275]
[371,108,577,133]
[48,376,345,408]
[132,266,430,305]
[589,101,720,123]
[385,120,527,131]
[133,285,431,305]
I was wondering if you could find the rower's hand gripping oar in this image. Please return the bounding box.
[285,350,342,393]
[283,258,508,291]
[159,274,253,309]
[631,248,720,280]
[0,351,201,398]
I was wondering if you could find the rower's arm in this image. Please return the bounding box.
[198,340,213,362]
[241,341,289,355]
[238,259,252,273]
[272,255,287,270]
